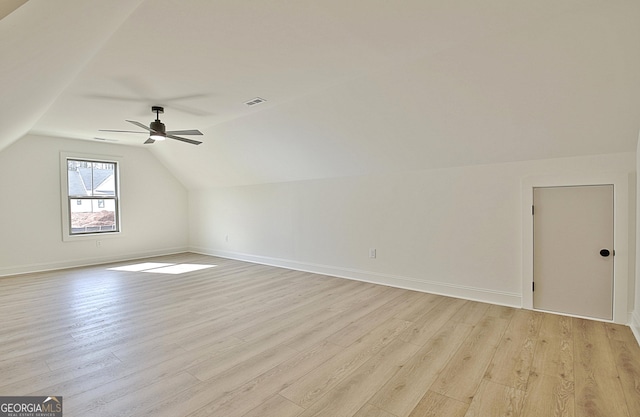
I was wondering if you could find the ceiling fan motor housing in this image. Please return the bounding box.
[150,120,166,134]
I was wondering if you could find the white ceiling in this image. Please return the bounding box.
[2,0,639,188]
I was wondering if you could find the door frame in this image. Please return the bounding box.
[522,172,630,324]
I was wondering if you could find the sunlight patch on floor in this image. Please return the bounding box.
[108,262,173,271]
[144,264,216,274]
[108,263,216,274]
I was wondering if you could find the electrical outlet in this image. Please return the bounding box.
[369,248,376,259]
[225,234,229,243]
[96,240,102,248]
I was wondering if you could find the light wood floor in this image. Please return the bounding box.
[1,253,639,417]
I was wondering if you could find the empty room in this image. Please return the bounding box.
[1,1,640,416]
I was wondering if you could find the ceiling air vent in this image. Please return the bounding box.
[244,97,267,106]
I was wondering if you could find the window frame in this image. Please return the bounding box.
[60,152,123,242]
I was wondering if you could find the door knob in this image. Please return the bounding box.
[600,249,611,257]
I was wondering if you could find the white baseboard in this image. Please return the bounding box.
[190,247,522,308]
[0,247,189,277]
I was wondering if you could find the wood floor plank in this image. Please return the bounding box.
[285,287,404,352]
[530,313,574,381]
[0,353,122,396]
[573,318,631,417]
[0,357,52,388]
[1,253,640,417]
[232,281,382,342]
[605,324,640,415]
[69,372,200,417]
[203,343,300,392]
[326,290,425,348]
[450,300,491,325]
[295,339,420,417]
[353,404,398,417]
[240,394,304,417]
[22,337,225,402]
[143,340,343,417]
[186,340,298,382]
[369,321,473,416]
[431,314,510,403]
[280,317,412,408]
[484,309,544,390]
[399,296,467,346]
[393,291,443,322]
[520,372,575,417]
[407,390,468,417]
[51,347,211,414]
[486,304,518,320]
[464,380,525,417]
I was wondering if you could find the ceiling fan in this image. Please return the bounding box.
[100,106,203,145]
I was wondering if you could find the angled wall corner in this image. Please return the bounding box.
[634,132,640,344]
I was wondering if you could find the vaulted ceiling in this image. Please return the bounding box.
[2,0,639,188]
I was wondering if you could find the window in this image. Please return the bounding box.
[66,158,120,236]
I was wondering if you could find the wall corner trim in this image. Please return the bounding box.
[631,310,640,347]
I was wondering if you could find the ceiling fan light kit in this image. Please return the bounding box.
[148,132,166,141]
[100,106,203,145]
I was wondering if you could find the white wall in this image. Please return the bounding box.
[0,134,189,276]
[2,133,636,327]
[190,152,636,312]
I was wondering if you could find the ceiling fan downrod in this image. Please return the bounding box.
[149,106,166,138]
[151,105,164,121]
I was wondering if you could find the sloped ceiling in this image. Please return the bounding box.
[2,0,639,188]
[0,1,27,20]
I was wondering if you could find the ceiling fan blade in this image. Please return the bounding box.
[144,138,155,144]
[165,129,203,136]
[166,134,202,145]
[99,129,146,134]
[126,120,152,131]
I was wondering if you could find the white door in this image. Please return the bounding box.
[533,185,614,320]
